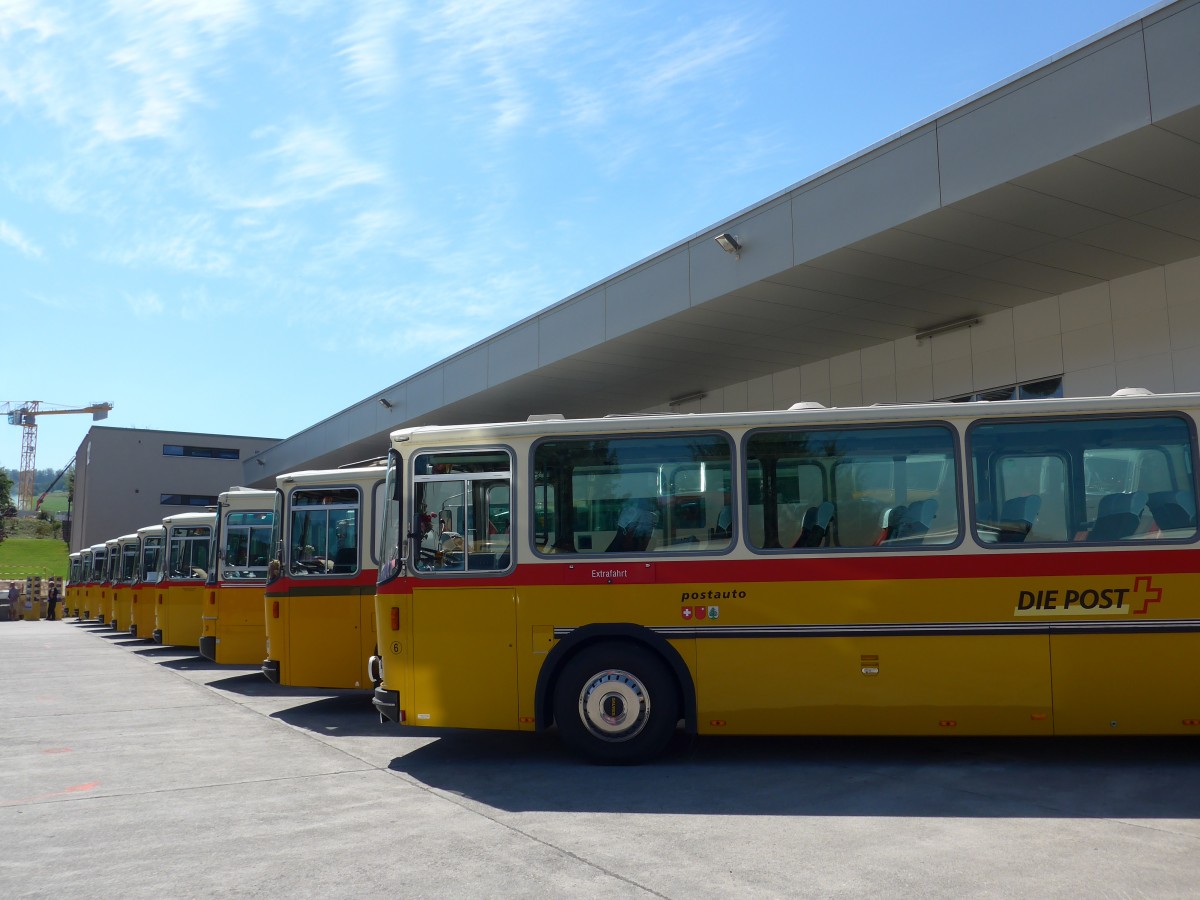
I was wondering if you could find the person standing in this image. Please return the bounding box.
[7,582,17,613]
[46,580,60,621]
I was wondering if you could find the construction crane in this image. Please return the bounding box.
[2,401,114,513]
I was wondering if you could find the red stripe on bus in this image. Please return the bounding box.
[376,547,1200,592]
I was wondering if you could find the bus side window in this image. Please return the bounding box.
[970,414,1198,545]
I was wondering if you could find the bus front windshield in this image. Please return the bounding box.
[267,490,285,584]
[378,450,403,584]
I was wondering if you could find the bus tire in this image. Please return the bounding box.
[553,641,679,765]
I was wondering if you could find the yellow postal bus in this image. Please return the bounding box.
[110,534,139,632]
[130,524,164,639]
[263,466,383,689]
[89,542,110,624]
[201,488,274,664]
[104,538,121,628]
[154,512,215,647]
[66,552,81,619]
[77,548,94,620]
[372,389,1200,762]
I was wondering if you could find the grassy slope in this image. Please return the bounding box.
[0,538,69,580]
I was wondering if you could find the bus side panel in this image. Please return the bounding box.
[162,584,203,647]
[359,589,376,685]
[213,584,267,665]
[1051,633,1200,733]
[264,591,289,673]
[696,634,1053,735]
[131,586,156,637]
[112,586,132,632]
[411,588,517,729]
[288,593,366,689]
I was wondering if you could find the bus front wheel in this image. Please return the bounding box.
[553,641,679,764]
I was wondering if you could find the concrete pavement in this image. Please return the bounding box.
[2,618,1198,898]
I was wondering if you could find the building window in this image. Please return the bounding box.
[947,376,1063,403]
[163,444,240,460]
[160,493,218,507]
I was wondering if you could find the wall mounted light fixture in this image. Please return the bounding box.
[714,233,742,258]
[915,316,980,342]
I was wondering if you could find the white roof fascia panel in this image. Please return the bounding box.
[689,199,794,306]
[605,249,690,339]
[488,321,539,387]
[1145,0,1200,122]
[538,291,606,366]
[938,28,1152,205]
[792,129,941,263]
[443,345,489,405]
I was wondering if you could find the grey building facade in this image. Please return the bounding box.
[70,427,277,552]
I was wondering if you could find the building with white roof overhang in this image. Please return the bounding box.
[222,0,1199,485]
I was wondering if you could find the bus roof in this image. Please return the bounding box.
[161,511,216,528]
[219,487,274,506]
[136,523,166,537]
[276,465,387,489]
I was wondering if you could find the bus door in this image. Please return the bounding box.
[409,450,515,729]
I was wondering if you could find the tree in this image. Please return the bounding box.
[0,468,14,544]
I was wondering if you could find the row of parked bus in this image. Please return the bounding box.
[66,464,384,691]
[65,389,1200,762]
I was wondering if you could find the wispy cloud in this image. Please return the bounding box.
[95,0,257,142]
[0,0,255,143]
[224,122,386,209]
[337,0,407,99]
[0,0,65,42]
[124,290,164,317]
[102,213,234,275]
[407,0,586,134]
[632,19,763,104]
[0,219,44,259]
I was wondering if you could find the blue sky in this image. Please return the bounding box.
[1,0,1157,473]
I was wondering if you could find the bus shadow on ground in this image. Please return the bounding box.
[387,733,1200,819]
[269,692,383,737]
[130,645,198,658]
[205,672,348,700]
[157,656,223,671]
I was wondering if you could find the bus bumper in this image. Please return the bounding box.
[198,636,217,662]
[373,687,400,724]
[262,658,281,684]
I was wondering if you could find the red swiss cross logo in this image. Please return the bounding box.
[1129,576,1163,615]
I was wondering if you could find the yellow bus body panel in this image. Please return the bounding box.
[1051,633,1200,734]
[131,585,156,638]
[272,589,375,689]
[378,566,1199,737]
[111,585,133,633]
[410,587,518,730]
[206,583,267,664]
[158,582,203,647]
